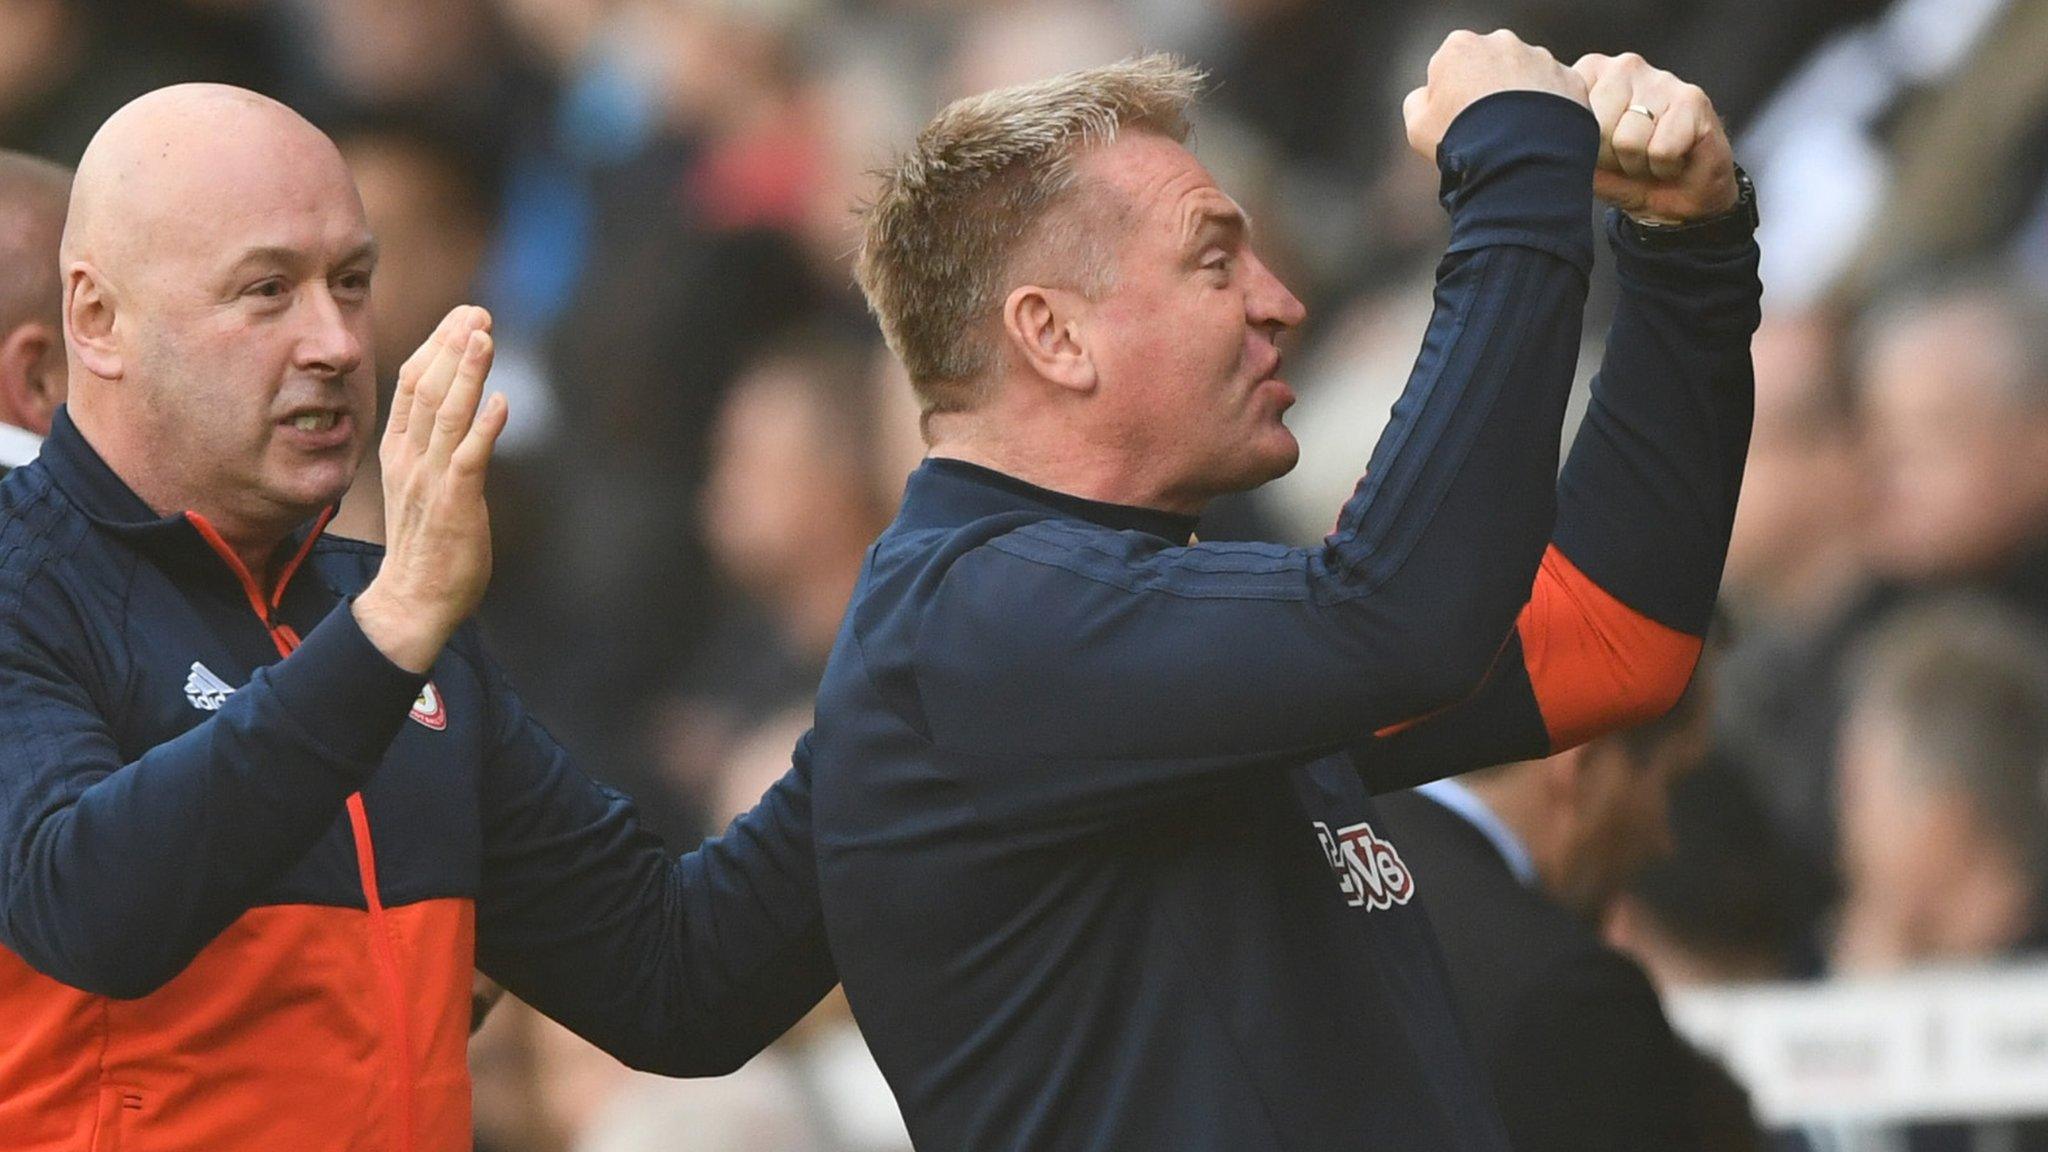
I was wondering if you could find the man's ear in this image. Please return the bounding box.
[0,320,65,434]
[65,263,122,381]
[1001,283,1095,395]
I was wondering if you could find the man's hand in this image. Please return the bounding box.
[352,305,509,673]
[1404,30,1589,164]
[1572,53,1737,224]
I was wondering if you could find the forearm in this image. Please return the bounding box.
[1554,212,1762,638]
[1307,89,1600,719]
[475,679,836,1074]
[1355,213,1761,790]
[0,607,424,997]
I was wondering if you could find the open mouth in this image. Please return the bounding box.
[288,412,339,433]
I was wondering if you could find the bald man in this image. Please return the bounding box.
[0,85,833,1151]
[0,150,71,468]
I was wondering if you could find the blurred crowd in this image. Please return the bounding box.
[7,0,2048,1149]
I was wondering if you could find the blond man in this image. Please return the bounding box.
[810,39,1760,1152]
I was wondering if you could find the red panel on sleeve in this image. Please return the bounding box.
[1519,545,1702,751]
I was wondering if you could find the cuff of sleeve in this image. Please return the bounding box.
[264,600,430,766]
[1438,90,1600,276]
[1606,210,1764,334]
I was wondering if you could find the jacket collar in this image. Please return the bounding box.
[897,457,1201,543]
[38,406,334,617]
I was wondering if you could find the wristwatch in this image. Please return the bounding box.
[1619,165,1758,249]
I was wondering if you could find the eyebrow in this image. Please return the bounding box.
[225,237,381,278]
[1183,201,1252,251]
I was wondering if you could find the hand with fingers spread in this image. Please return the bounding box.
[1403,29,1589,164]
[1572,53,1738,224]
[351,304,510,672]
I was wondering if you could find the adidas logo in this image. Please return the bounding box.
[184,662,236,711]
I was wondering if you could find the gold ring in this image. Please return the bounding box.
[1627,103,1656,122]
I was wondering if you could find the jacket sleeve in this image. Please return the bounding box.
[899,92,1597,827]
[467,639,835,1076]
[1354,210,1762,792]
[0,596,426,998]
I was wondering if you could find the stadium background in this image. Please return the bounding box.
[6,0,2048,1149]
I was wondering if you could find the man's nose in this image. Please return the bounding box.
[1245,252,1308,332]
[296,283,364,377]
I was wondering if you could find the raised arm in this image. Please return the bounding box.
[897,48,1603,828]
[1356,56,1763,791]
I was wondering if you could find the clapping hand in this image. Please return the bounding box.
[352,305,509,673]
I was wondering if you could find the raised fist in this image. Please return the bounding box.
[1404,30,1589,163]
[1572,52,1738,224]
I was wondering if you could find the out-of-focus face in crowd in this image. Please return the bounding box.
[1549,722,1703,919]
[1721,312,1863,612]
[63,85,377,536]
[337,128,489,393]
[701,349,879,607]
[1858,292,2048,584]
[1833,599,2048,973]
[0,151,70,435]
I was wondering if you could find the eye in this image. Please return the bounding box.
[246,277,289,300]
[1202,252,1234,280]
[333,269,373,301]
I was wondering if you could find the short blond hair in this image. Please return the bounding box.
[855,54,1203,418]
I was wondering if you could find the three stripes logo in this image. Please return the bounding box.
[183,662,235,711]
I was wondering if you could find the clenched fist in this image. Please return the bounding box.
[1403,30,1589,164]
[1572,53,1738,224]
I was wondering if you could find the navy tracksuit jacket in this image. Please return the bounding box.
[0,411,836,1149]
[811,91,1761,1151]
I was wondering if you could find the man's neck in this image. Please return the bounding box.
[1459,774,1571,897]
[72,403,297,586]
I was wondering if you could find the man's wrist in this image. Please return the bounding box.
[1618,166,1757,250]
[1437,90,1601,276]
[351,582,451,674]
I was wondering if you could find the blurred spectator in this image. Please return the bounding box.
[282,0,539,161]
[1742,0,2014,308]
[1856,279,2048,617]
[1377,660,1766,1152]
[1831,0,2048,306]
[327,113,533,551]
[1713,311,1877,944]
[643,330,895,844]
[0,150,69,465]
[1607,757,1807,988]
[1832,596,2048,974]
[0,0,288,163]
[1828,597,2048,1152]
[1722,312,1869,625]
[333,115,501,406]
